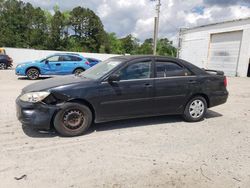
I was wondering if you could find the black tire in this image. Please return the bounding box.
[26,68,40,80]
[0,62,7,70]
[54,103,92,137]
[183,96,207,122]
[73,68,84,75]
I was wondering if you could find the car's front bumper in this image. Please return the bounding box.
[16,98,59,130]
[15,66,26,76]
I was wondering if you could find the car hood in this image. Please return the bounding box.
[22,75,92,93]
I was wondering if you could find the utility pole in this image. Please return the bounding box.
[153,0,161,55]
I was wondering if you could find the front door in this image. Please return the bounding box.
[97,58,154,121]
[41,55,62,75]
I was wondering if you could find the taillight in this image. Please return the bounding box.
[224,77,227,87]
[85,61,90,65]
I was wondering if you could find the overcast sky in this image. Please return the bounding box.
[22,0,250,43]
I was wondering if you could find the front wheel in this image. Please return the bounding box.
[183,96,207,122]
[26,68,40,80]
[54,103,92,137]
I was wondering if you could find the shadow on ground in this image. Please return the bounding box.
[22,109,222,138]
[18,76,52,80]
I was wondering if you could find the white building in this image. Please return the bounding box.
[179,17,250,77]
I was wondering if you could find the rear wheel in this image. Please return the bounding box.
[183,96,207,122]
[0,63,7,70]
[73,68,84,75]
[54,103,92,137]
[26,68,40,80]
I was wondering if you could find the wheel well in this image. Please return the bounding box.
[50,98,96,129]
[67,99,95,120]
[188,93,210,108]
[25,67,40,74]
[0,60,7,64]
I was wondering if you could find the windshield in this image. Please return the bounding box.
[80,58,123,79]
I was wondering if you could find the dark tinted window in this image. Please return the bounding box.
[156,61,189,77]
[60,55,82,62]
[87,58,96,63]
[119,61,151,80]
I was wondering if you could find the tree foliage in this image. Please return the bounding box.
[0,0,177,56]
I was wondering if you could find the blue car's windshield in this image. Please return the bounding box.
[80,58,122,79]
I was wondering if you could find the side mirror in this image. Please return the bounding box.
[44,60,49,64]
[108,74,120,83]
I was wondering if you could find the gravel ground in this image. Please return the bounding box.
[0,69,250,188]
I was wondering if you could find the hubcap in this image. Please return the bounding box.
[63,109,85,130]
[189,99,205,119]
[28,69,39,79]
[0,63,6,70]
[75,69,83,75]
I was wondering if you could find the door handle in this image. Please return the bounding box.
[56,63,61,66]
[144,83,153,88]
[188,80,197,84]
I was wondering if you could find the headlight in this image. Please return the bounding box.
[16,64,24,69]
[20,92,50,103]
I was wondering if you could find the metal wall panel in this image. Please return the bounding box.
[208,31,243,76]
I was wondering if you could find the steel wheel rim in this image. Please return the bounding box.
[28,69,39,79]
[189,99,205,119]
[63,109,85,130]
[0,63,5,70]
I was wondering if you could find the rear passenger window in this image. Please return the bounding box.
[70,56,82,61]
[61,56,82,62]
[156,61,190,77]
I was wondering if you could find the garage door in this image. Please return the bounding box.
[208,31,243,76]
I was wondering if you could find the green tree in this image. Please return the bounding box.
[48,10,66,50]
[24,3,48,49]
[120,34,139,54]
[157,38,177,57]
[104,32,123,54]
[69,7,105,52]
[137,38,153,55]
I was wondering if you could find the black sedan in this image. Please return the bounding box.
[16,56,228,136]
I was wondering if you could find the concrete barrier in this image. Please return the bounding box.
[4,47,119,66]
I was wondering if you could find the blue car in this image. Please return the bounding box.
[16,53,92,80]
[86,57,102,67]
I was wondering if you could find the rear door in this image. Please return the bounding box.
[59,55,81,74]
[97,58,154,121]
[153,58,197,114]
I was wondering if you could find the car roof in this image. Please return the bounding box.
[52,53,81,56]
[109,55,205,75]
[110,55,181,61]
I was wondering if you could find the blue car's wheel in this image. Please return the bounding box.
[73,68,84,75]
[26,68,40,80]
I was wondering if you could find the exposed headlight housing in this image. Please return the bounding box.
[20,92,50,103]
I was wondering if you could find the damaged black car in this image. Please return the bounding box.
[16,56,229,136]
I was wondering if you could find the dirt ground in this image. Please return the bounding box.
[0,69,250,188]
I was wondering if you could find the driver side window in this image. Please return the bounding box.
[47,56,60,62]
[119,61,152,80]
